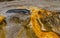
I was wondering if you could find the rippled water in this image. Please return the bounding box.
[0,1,60,38]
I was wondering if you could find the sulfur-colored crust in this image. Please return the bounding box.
[0,16,6,38]
[0,16,5,23]
[31,7,60,38]
[0,6,60,38]
[0,30,5,38]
